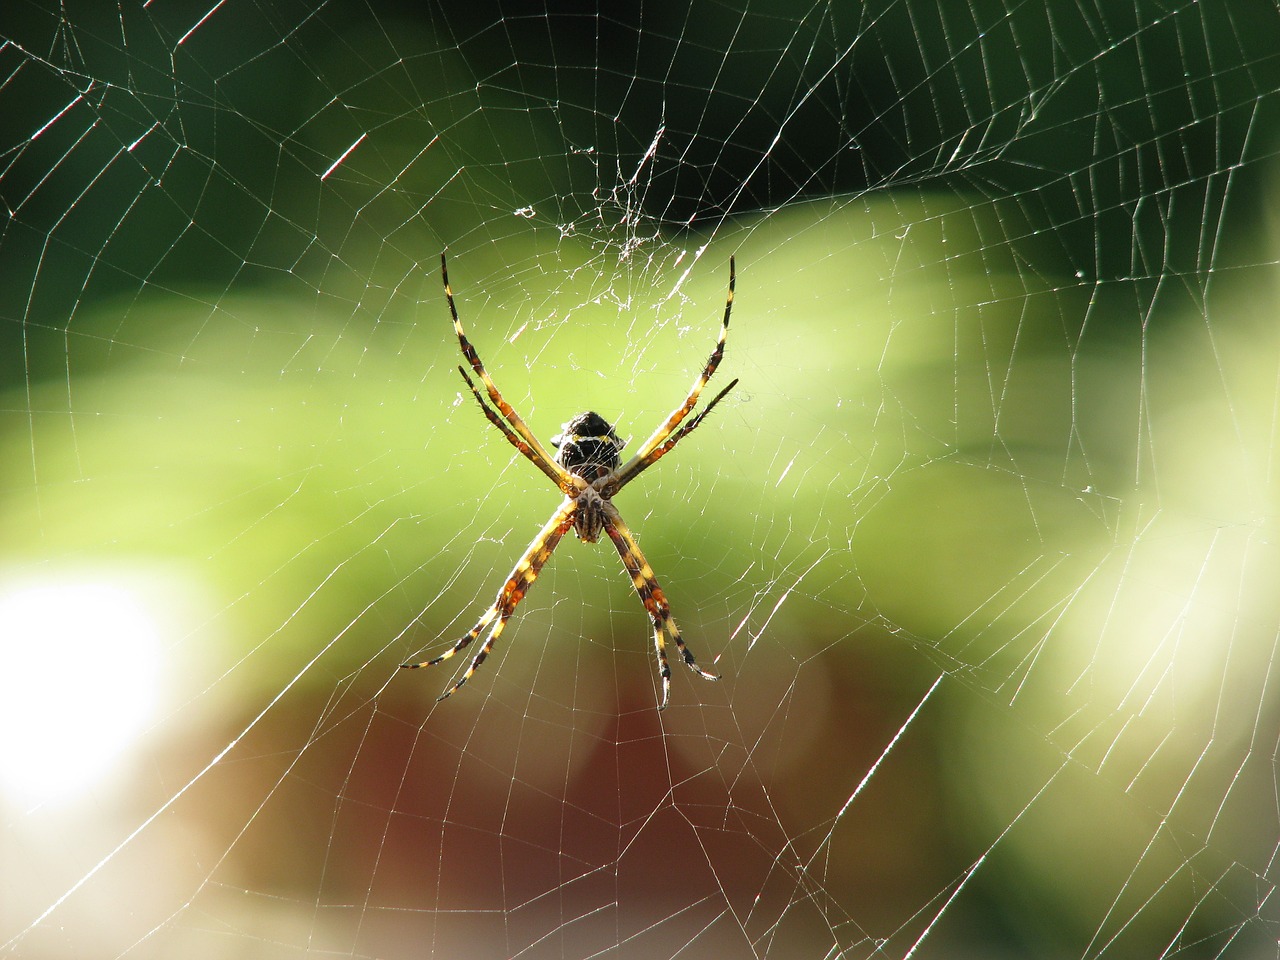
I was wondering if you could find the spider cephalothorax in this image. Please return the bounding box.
[403,254,738,709]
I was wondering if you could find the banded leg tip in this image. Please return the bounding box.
[437,673,471,702]
[681,652,719,681]
[401,655,447,670]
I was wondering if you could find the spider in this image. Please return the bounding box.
[402,253,739,709]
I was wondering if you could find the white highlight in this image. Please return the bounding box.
[321,132,368,180]
[0,579,164,806]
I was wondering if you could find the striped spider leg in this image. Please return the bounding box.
[605,256,739,496]
[440,253,575,496]
[403,255,738,708]
[404,501,577,701]
[600,500,719,709]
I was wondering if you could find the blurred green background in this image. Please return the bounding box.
[3,1,1280,957]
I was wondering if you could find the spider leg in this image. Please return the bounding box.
[609,376,738,493]
[402,500,577,701]
[457,365,572,491]
[442,253,569,487]
[613,256,735,490]
[601,501,718,710]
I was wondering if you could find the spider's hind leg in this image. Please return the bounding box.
[601,503,719,710]
[402,501,576,700]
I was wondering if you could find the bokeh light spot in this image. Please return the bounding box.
[0,578,164,806]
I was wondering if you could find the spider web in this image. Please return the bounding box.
[3,1,1280,957]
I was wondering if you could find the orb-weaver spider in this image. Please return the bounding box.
[402,254,738,709]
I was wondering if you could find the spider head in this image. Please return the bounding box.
[551,411,626,479]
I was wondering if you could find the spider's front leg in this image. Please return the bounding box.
[610,256,739,493]
[402,500,577,701]
[601,501,719,709]
[441,253,566,485]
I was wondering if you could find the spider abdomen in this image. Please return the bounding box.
[551,411,626,480]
